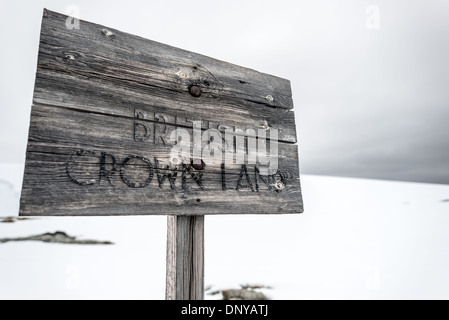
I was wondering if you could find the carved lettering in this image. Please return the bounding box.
[221,163,227,190]
[66,149,98,186]
[182,164,204,191]
[255,167,288,193]
[133,109,279,172]
[255,166,272,192]
[99,152,117,186]
[154,113,169,145]
[154,157,177,189]
[120,155,154,188]
[65,149,290,193]
[236,164,255,192]
[134,109,153,142]
[134,122,152,141]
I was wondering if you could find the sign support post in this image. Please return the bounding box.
[166,215,204,300]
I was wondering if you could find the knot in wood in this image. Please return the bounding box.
[271,180,285,191]
[262,120,270,130]
[170,156,181,165]
[101,29,115,37]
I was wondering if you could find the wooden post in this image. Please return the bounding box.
[166,215,204,300]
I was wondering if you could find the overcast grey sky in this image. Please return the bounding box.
[1,0,448,184]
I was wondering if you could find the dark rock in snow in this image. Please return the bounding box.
[0,216,31,223]
[222,289,268,300]
[0,231,113,245]
[207,284,271,300]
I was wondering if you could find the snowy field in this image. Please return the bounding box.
[1,163,449,300]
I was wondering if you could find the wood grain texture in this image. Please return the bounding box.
[166,215,177,300]
[19,9,304,216]
[166,215,204,300]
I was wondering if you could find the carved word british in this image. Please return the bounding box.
[134,109,279,175]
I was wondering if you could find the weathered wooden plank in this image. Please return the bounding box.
[166,215,177,300]
[20,152,303,215]
[20,10,303,216]
[20,103,302,215]
[39,10,294,111]
[20,160,303,216]
[33,70,297,143]
[24,104,301,172]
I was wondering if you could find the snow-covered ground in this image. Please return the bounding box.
[1,163,448,300]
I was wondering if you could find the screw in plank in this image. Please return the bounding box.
[189,85,202,98]
[265,95,274,103]
[191,159,206,171]
[65,54,75,60]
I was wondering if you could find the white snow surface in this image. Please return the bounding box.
[1,163,449,300]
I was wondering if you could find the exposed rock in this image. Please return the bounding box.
[0,231,113,245]
[0,216,31,223]
[207,284,271,300]
[222,289,268,300]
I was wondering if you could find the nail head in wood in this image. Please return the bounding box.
[189,85,202,97]
[191,159,206,171]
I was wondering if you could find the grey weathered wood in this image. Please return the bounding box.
[19,9,304,216]
[166,215,177,300]
[166,215,204,300]
[34,10,297,143]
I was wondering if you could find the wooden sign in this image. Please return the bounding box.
[19,10,303,216]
